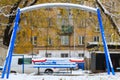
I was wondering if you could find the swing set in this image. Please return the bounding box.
[1,3,115,79]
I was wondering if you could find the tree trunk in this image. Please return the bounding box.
[3,0,38,46]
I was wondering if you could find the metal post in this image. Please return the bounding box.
[1,8,21,79]
[97,8,115,75]
[38,68,40,75]
[22,55,24,73]
[31,26,33,58]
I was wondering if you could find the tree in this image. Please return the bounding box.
[1,0,120,54]
[0,0,38,46]
[96,0,120,36]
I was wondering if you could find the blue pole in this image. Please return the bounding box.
[97,8,115,75]
[6,51,13,78]
[1,56,9,78]
[1,8,21,79]
[6,8,21,79]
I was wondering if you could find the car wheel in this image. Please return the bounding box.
[10,71,17,73]
[44,69,53,75]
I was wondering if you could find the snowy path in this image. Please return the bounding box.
[0,70,120,80]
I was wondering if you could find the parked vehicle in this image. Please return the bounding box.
[0,66,3,71]
[10,55,58,74]
[4,54,84,74]
[32,57,84,70]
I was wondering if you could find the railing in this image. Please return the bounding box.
[61,25,73,34]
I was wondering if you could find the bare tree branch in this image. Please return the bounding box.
[0,5,13,17]
[28,0,38,6]
[0,5,12,12]
[3,0,38,46]
[0,13,15,18]
[0,23,12,26]
[23,0,28,7]
[3,0,22,46]
[96,0,120,36]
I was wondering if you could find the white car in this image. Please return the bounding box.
[10,55,83,74]
[10,55,59,74]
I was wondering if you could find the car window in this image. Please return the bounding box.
[18,58,32,65]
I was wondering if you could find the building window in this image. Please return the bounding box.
[89,12,92,17]
[78,53,84,57]
[31,36,37,45]
[62,18,67,26]
[61,36,69,45]
[46,53,52,57]
[93,36,99,42]
[47,18,53,27]
[68,9,73,26]
[107,35,112,42]
[18,58,32,65]
[69,14,73,26]
[58,9,63,15]
[110,34,115,42]
[76,0,84,4]
[78,36,85,45]
[48,37,52,45]
[61,53,68,58]
[95,24,100,32]
[79,19,86,27]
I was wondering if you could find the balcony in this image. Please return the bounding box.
[87,42,120,49]
[60,25,73,35]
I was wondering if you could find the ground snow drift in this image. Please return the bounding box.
[0,70,120,80]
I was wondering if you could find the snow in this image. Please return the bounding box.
[1,70,120,80]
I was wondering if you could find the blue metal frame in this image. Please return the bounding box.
[1,5,115,79]
[1,8,21,79]
[97,8,115,75]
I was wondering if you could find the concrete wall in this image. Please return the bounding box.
[84,58,91,70]
[38,50,90,58]
[0,46,7,66]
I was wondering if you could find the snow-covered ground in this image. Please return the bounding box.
[0,70,120,80]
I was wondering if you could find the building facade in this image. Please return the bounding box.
[0,0,120,70]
